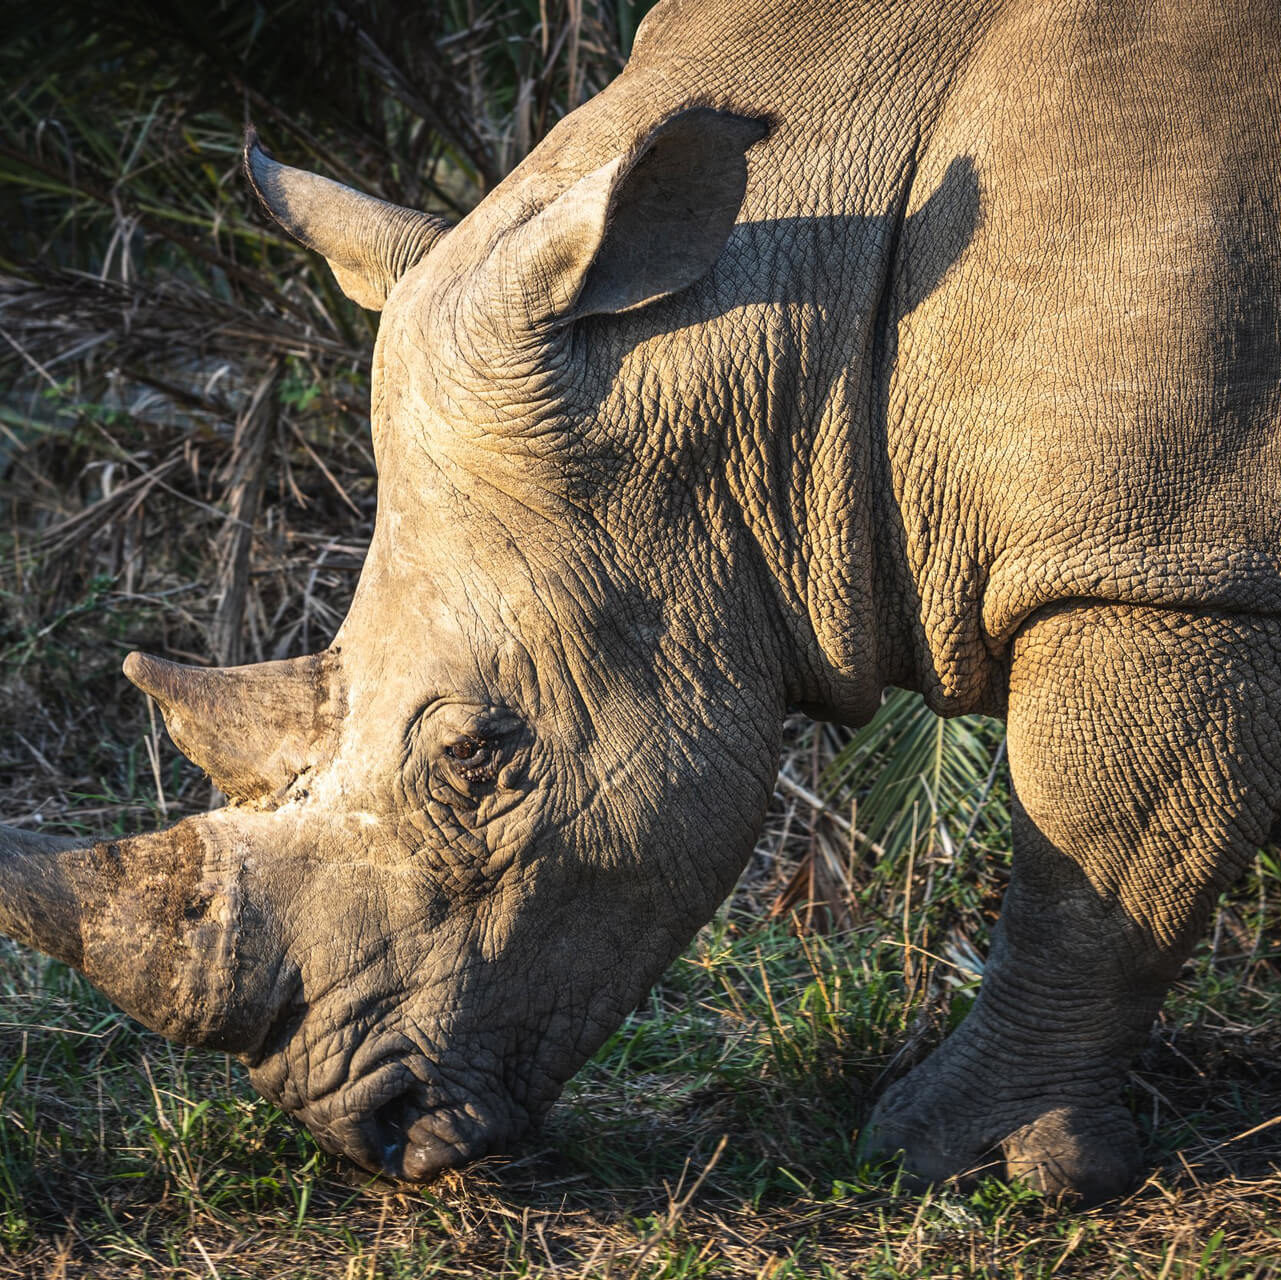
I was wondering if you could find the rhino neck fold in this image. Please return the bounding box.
[583,232,918,730]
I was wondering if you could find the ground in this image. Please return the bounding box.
[1,711,1278,1279]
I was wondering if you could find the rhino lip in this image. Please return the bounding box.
[394,1110,482,1180]
[291,1060,495,1180]
[372,1086,494,1180]
[399,1131,470,1181]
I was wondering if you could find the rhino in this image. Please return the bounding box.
[2,0,1280,1204]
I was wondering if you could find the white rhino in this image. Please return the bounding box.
[3,0,1280,1203]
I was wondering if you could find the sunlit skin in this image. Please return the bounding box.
[3,0,1281,1203]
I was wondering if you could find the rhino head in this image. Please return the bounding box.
[0,107,801,1178]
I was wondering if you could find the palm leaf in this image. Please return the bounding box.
[823,689,1007,879]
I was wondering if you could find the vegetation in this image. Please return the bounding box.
[1,2,1279,1276]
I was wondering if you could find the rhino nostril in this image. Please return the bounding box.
[370,1089,423,1172]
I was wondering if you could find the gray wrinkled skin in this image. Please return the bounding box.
[2,0,1281,1202]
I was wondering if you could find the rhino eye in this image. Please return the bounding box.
[442,734,500,787]
[420,707,526,810]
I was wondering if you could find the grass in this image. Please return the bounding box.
[0,713,1279,1278]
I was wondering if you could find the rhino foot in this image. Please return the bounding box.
[862,1071,1140,1206]
[1001,1104,1141,1204]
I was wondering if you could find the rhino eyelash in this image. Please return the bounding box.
[444,735,500,784]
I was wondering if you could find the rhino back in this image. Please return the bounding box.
[506,0,1002,222]
[888,0,1281,712]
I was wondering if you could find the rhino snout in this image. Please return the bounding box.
[333,1083,521,1182]
[379,1093,499,1180]
[251,1040,530,1182]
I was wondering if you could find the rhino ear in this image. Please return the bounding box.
[244,127,450,310]
[495,107,767,328]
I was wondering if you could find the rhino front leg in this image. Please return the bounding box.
[864,603,1281,1203]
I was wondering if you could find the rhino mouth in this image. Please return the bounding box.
[316,1069,525,1180]
[372,1088,500,1179]
[246,1017,533,1181]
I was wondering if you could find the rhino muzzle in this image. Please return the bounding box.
[288,1069,518,1180]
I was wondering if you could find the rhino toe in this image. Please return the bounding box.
[861,1073,1141,1205]
[1001,1104,1141,1207]
[859,1079,1001,1189]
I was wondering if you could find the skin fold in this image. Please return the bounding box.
[1,0,1279,1202]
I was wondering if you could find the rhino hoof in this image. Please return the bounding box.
[1001,1105,1141,1207]
[860,1082,1141,1206]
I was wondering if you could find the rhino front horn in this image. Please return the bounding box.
[244,126,451,310]
[0,817,285,1053]
[123,650,343,803]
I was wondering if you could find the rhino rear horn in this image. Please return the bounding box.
[123,650,343,803]
[244,127,450,310]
